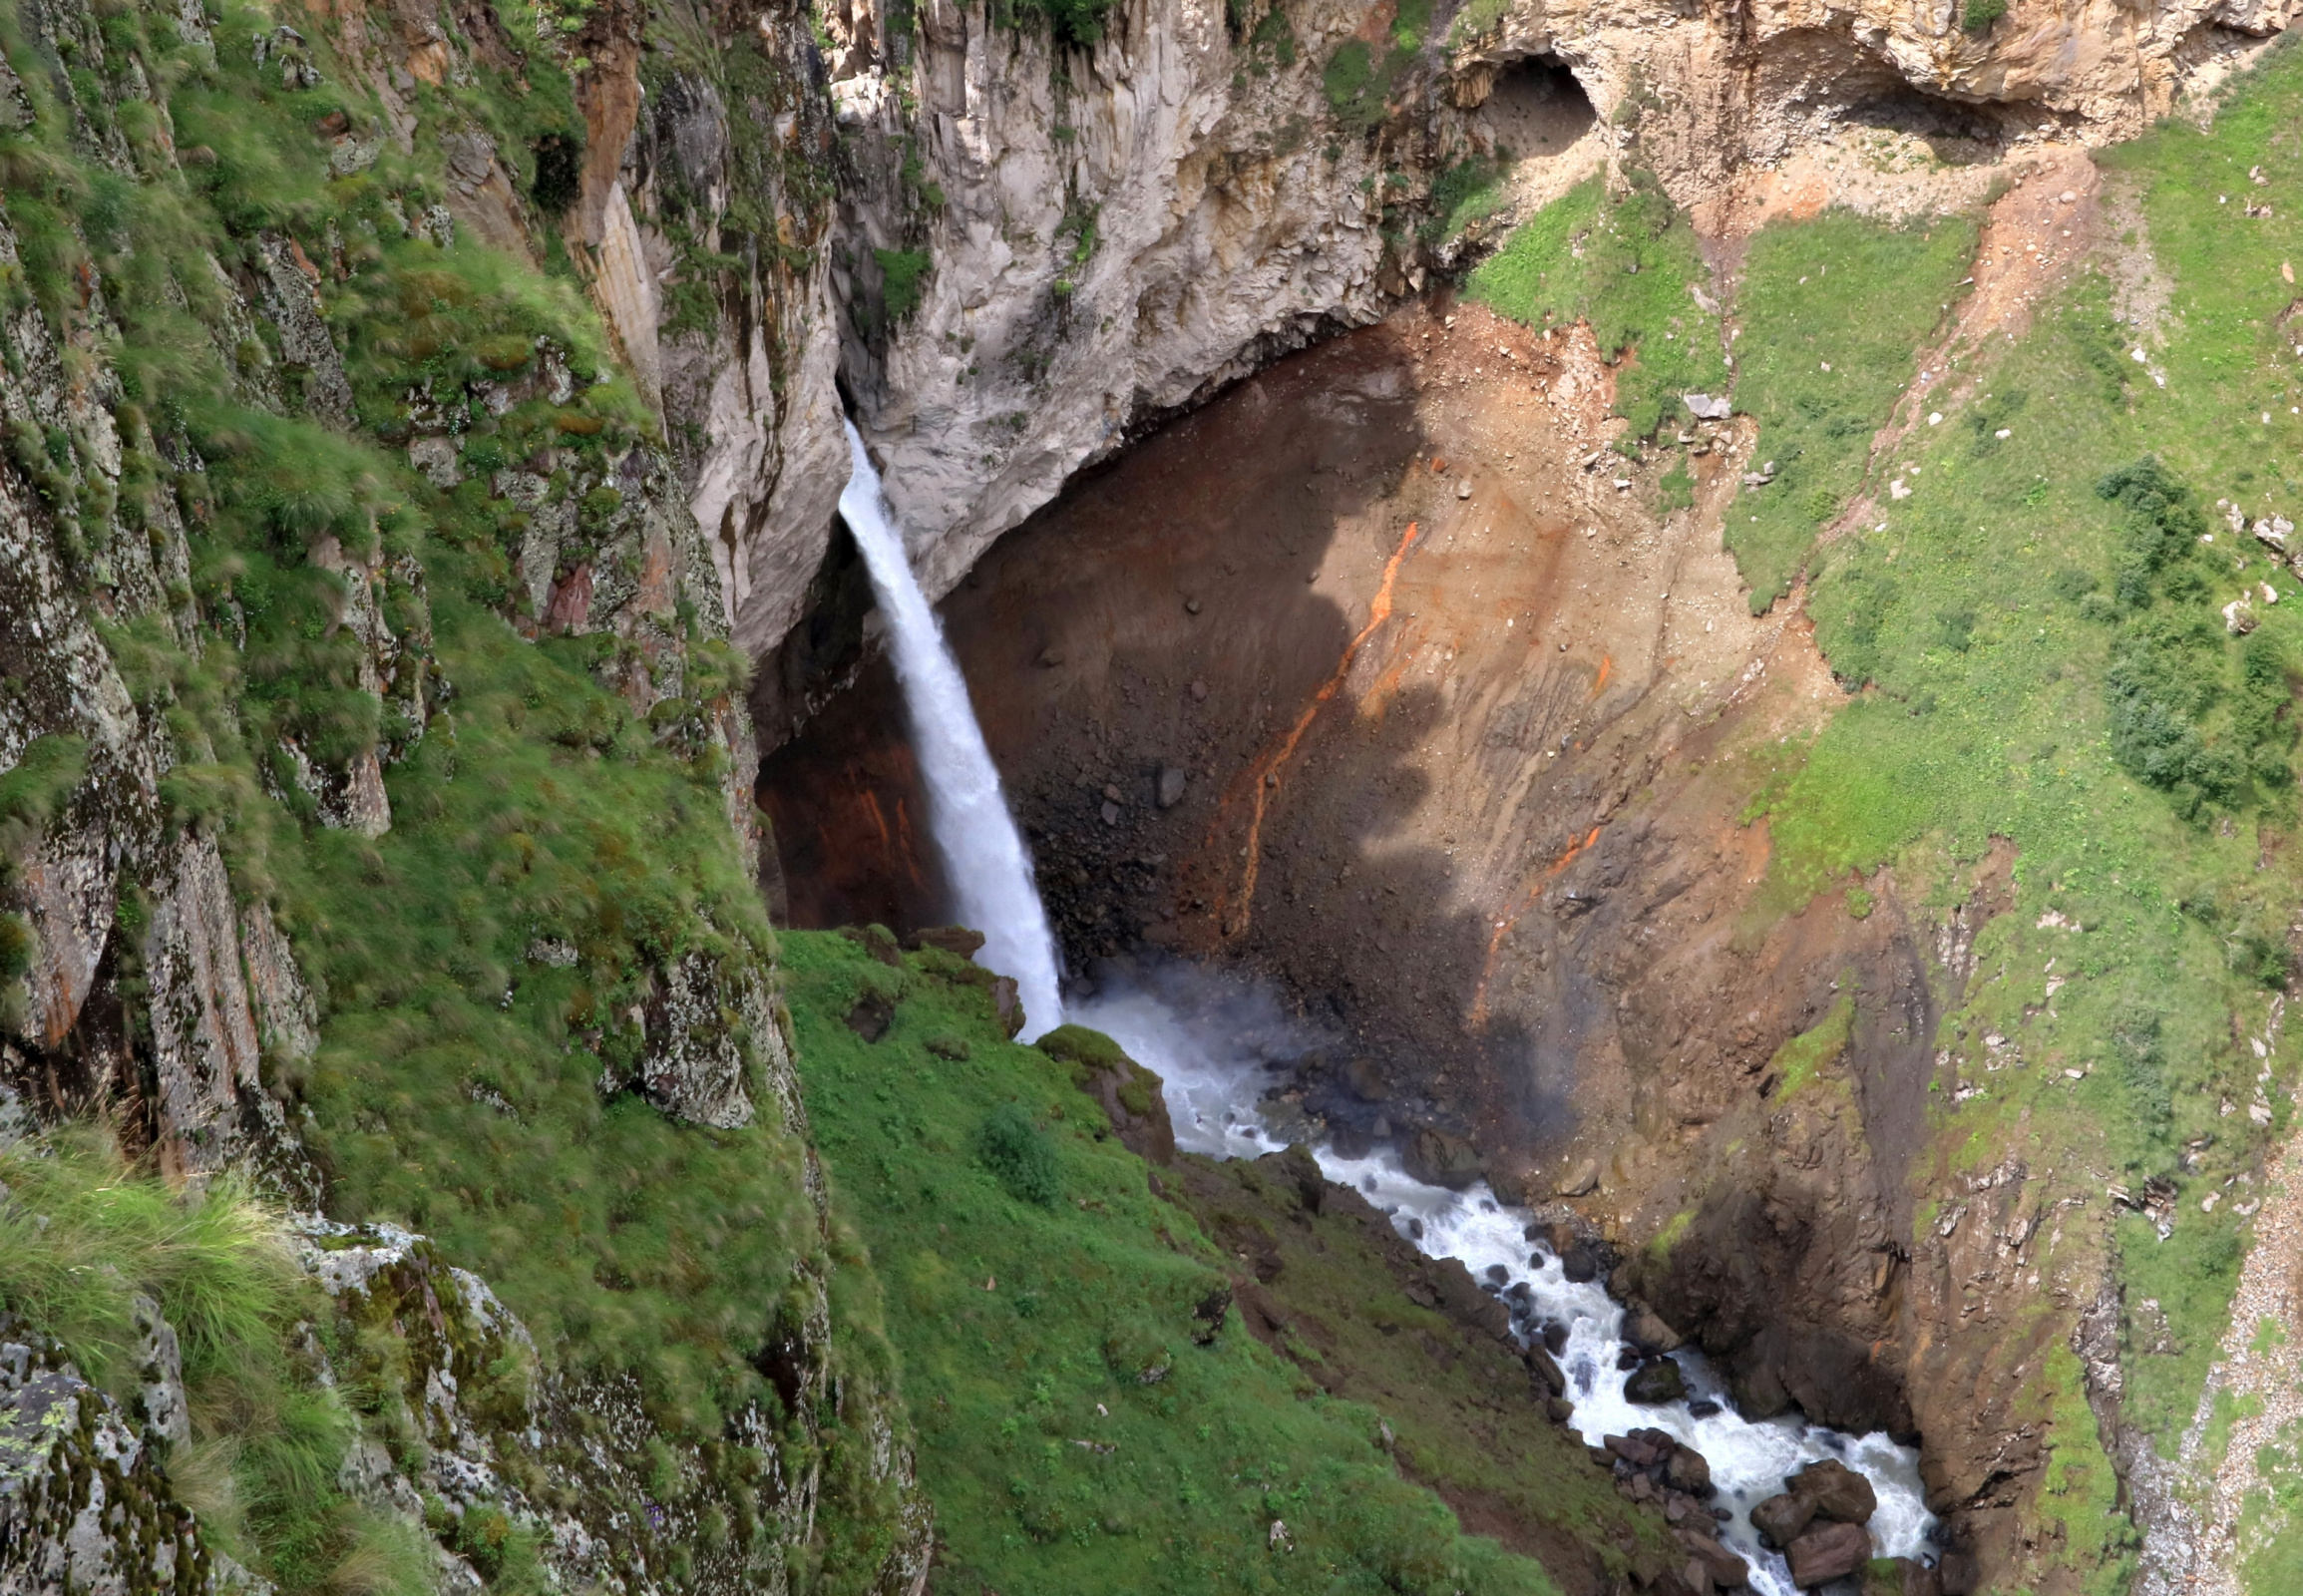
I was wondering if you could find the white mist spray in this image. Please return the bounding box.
[838,422,1065,1039]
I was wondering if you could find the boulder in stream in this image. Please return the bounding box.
[1676,1527,1750,1589]
[1403,1127,1484,1189]
[1788,1457,1878,1524]
[1785,1519,1872,1587]
[1664,1443,1712,1495]
[1623,1356,1688,1404]
[1750,1490,1815,1548]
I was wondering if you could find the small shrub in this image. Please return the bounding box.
[874,247,931,321]
[1962,0,2007,32]
[978,1102,1059,1205]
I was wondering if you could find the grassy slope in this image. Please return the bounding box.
[781,928,1610,1596]
[0,0,906,1586]
[1458,44,2303,1594]
[1729,212,1980,610]
[1737,44,2303,1596]
[1464,174,1728,442]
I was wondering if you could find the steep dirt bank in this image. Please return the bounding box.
[758,290,2080,1582]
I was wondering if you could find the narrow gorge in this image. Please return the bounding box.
[7,0,2303,1593]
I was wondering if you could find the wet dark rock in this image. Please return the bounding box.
[1624,1358,1687,1403]
[1403,1126,1484,1189]
[1785,1519,1871,1587]
[1484,1263,1509,1285]
[1545,1396,1578,1423]
[1526,1346,1567,1397]
[1788,1457,1878,1524]
[1677,1527,1750,1589]
[906,925,986,960]
[1541,1322,1569,1356]
[1687,1397,1723,1418]
[1621,1305,1685,1355]
[1664,1443,1712,1495]
[1617,1347,1645,1372]
[1751,1490,1816,1548]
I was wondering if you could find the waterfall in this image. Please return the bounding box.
[838,422,1065,1040]
[835,419,1934,1588]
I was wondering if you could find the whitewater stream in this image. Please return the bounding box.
[837,433,1938,1593]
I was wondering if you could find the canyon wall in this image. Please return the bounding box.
[586,0,2303,711]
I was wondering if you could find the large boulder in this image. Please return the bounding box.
[1677,1527,1750,1589]
[1664,1443,1713,1495]
[1790,1458,1878,1524]
[1786,1520,1872,1587]
[1751,1490,1816,1548]
[1624,1357,1688,1404]
[1403,1127,1485,1189]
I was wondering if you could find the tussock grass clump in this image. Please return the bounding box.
[0,1133,425,1596]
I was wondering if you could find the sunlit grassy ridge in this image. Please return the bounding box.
[781,929,1571,1596]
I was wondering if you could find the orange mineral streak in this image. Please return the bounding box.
[1215,522,1421,939]
[860,787,894,852]
[1466,824,1603,1027]
[1590,653,1612,699]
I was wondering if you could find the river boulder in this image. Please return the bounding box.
[1664,1443,1713,1495]
[1403,1127,1485,1189]
[1789,1458,1878,1524]
[1750,1490,1815,1548]
[1785,1520,1872,1587]
[1677,1527,1750,1589]
[1624,1357,1688,1404]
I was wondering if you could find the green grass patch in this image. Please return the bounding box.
[1727,208,1979,611]
[1765,992,1855,1099]
[1464,175,1727,439]
[0,1132,428,1596]
[782,929,1567,1596]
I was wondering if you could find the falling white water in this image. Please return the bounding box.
[1076,964,1938,1595]
[838,422,1065,1039]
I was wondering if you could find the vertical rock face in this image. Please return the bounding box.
[0,0,929,1588]
[826,0,1427,603]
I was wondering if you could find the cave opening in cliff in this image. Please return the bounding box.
[1838,81,2011,165]
[1475,53,1595,162]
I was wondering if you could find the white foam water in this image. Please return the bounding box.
[838,423,1065,1039]
[1082,966,1938,1595]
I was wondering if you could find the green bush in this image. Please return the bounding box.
[875,246,931,320]
[1962,0,2008,32]
[978,1101,1061,1205]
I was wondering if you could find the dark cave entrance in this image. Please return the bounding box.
[1473,54,1596,161]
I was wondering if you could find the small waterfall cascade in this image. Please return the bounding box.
[837,422,1065,1040]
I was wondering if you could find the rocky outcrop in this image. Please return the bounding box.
[666,0,2301,688]
[0,1333,250,1596]
[293,1216,933,1596]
